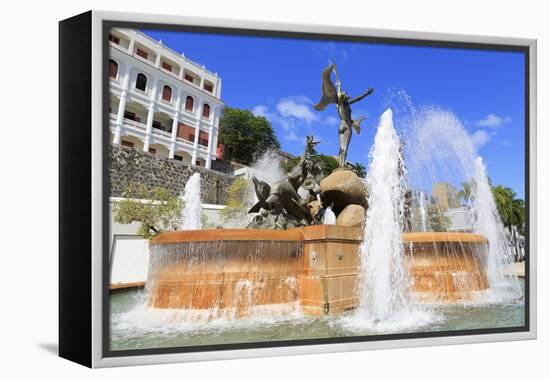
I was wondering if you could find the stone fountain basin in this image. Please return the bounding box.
[148,225,489,315]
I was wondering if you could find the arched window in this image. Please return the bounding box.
[135,73,147,91]
[185,96,194,112]
[202,104,211,119]
[162,85,172,102]
[109,59,118,79]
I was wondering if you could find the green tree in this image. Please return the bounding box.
[457,181,474,206]
[512,198,525,235]
[218,107,281,165]
[492,185,515,229]
[492,185,525,234]
[281,157,300,174]
[315,155,340,177]
[283,154,339,178]
[427,204,451,231]
[113,183,182,239]
[220,177,251,222]
[201,213,217,229]
[351,162,367,178]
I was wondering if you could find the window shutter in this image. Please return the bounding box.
[185,96,194,111]
[136,48,148,59]
[202,104,211,118]
[162,86,172,102]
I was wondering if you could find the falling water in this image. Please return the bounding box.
[393,90,523,302]
[228,150,285,228]
[249,150,285,185]
[354,109,411,323]
[323,207,336,225]
[472,157,522,301]
[418,192,427,232]
[181,172,202,230]
[135,240,304,327]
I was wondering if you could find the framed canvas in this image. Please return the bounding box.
[59,10,537,368]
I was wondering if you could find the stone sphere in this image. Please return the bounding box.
[336,204,366,227]
[320,168,368,215]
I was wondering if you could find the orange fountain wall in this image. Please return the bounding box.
[148,225,489,315]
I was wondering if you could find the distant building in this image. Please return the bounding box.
[276,150,296,164]
[432,182,460,209]
[108,28,223,169]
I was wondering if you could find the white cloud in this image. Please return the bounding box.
[252,105,269,118]
[468,113,511,149]
[277,117,293,131]
[477,114,511,129]
[276,97,318,124]
[252,95,342,149]
[322,116,340,126]
[284,130,300,141]
[252,104,292,132]
[470,130,491,148]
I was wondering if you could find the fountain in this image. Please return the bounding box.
[180,172,202,230]
[114,65,522,344]
[472,157,522,301]
[418,192,427,232]
[354,109,411,322]
[147,109,497,319]
[323,207,336,225]
[398,99,522,303]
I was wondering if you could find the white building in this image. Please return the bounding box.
[108,28,223,168]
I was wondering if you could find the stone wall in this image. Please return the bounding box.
[110,145,235,205]
[211,159,234,174]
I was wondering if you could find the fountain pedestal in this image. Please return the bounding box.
[299,225,363,315]
[300,228,490,314]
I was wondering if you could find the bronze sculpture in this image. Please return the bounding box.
[247,136,323,229]
[313,62,374,167]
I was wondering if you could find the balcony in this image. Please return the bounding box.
[109,40,129,53]
[133,53,156,67]
[110,115,207,157]
[160,66,180,78]
[152,127,171,138]
[176,136,196,148]
[125,118,147,130]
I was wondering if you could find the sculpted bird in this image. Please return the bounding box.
[313,63,339,111]
[265,181,313,223]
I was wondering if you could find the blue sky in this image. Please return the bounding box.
[142,29,526,199]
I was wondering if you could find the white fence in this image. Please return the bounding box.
[110,235,149,288]
[108,200,227,289]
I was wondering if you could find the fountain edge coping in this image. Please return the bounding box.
[150,225,487,245]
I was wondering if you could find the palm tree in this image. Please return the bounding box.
[351,162,367,178]
[488,184,525,262]
[492,185,517,231]
[458,181,474,207]
[511,198,526,235]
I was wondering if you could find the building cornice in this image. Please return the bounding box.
[110,46,224,107]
